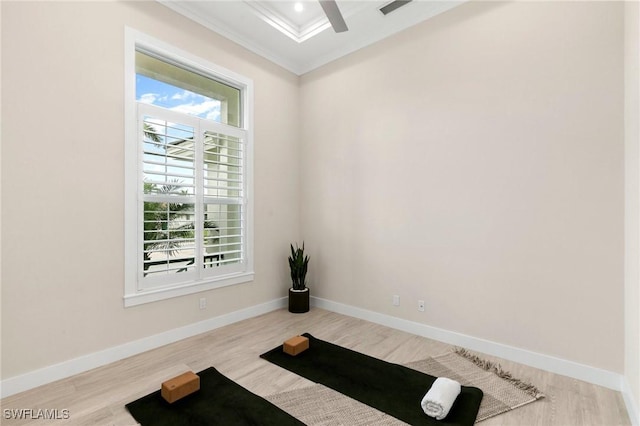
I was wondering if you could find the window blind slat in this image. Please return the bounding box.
[138,105,247,284]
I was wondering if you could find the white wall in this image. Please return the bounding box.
[0,0,4,385]
[0,1,300,379]
[625,1,640,421]
[1,0,634,407]
[300,1,625,373]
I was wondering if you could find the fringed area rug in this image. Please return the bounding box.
[266,349,544,425]
[266,384,406,426]
[261,333,483,425]
[406,349,545,423]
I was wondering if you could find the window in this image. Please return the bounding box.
[124,29,253,306]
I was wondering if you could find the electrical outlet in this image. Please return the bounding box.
[393,295,400,306]
[199,298,207,310]
[418,300,425,312]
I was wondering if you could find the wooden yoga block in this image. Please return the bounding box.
[283,335,309,356]
[161,371,200,403]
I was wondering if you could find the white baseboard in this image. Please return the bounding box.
[3,294,637,426]
[622,377,640,426]
[0,297,287,399]
[311,296,623,390]
[313,296,640,424]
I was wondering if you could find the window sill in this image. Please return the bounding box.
[124,272,254,307]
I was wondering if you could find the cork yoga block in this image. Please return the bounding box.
[283,335,309,356]
[161,371,200,403]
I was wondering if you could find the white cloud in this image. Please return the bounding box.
[206,109,221,121]
[138,93,158,104]
[171,100,221,121]
[140,88,221,122]
[171,90,203,102]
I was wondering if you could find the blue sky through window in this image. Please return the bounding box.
[136,74,222,122]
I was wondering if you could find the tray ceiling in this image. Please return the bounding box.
[158,0,465,75]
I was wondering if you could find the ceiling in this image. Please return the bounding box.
[158,0,465,75]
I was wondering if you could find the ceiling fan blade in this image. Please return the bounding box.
[319,0,348,33]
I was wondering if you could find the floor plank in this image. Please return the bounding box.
[0,308,631,425]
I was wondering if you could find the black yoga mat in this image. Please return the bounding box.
[260,333,483,426]
[126,367,305,426]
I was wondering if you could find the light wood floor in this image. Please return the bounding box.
[1,308,631,425]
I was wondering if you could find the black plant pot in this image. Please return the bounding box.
[288,288,310,313]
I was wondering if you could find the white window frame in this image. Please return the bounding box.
[124,28,254,307]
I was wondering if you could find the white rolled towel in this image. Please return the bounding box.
[421,377,462,420]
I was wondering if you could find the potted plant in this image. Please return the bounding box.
[288,242,310,313]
